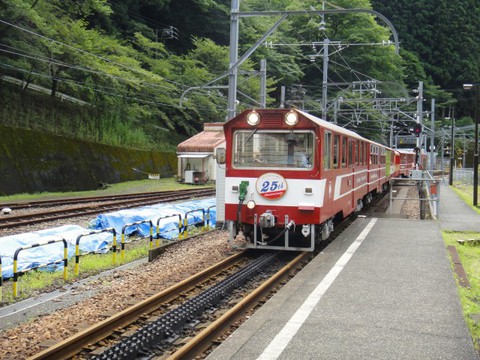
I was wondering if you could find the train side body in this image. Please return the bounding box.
[222,109,392,251]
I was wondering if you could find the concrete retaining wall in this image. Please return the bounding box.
[0,125,176,195]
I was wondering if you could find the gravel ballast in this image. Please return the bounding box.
[0,231,232,360]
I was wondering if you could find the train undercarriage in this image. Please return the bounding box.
[229,187,387,252]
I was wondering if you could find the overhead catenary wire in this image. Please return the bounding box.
[0,59,224,113]
[0,18,243,116]
[0,47,181,96]
[0,18,191,90]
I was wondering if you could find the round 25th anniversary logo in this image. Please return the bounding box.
[256,173,287,199]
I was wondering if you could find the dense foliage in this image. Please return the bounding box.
[0,0,471,149]
[372,0,480,116]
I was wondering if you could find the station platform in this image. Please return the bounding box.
[207,182,480,360]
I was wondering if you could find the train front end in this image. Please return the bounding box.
[220,108,324,251]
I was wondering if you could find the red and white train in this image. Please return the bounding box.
[216,108,415,251]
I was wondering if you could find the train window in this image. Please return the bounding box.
[348,140,353,166]
[333,134,339,169]
[232,130,314,169]
[364,143,368,165]
[355,141,359,165]
[324,131,331,170]
[370,145,377,165]
[341,137,347,167]
[360,142,364,165]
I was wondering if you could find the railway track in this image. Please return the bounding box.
[18,190,387,360]
[0,189,211,210]
[28,250,309,360]
[0,188,215,230]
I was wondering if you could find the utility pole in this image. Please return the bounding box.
[389,119,394,148]
[227,0,240,120]
[430,98,435,170]
[260,59,266,108]
[449,116,455,185]
[416,81,423,152]
[321,38,330,120]
[280,86,285,108]
[333,98,339,124]
[441,128,444,174]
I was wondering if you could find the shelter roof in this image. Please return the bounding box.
[177,123,225,153]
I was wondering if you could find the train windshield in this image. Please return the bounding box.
[233,130,314,169]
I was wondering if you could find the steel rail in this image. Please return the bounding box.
[0,188,215,229]
[169,251,309,359]
[0,188,213,209]
[27,251,246,360]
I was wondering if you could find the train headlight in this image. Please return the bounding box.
[246,200,256,209]
[246,110,260,126]
[284,110,299,126]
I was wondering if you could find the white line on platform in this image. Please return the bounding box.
[1,292,65,317]
[257,218,378,360]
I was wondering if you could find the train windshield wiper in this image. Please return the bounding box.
[239,128,257,152]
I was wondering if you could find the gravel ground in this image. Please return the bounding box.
[0,230,233,360]
[401,185,422,219]
[0,191,421,360]
[0,213,95,237]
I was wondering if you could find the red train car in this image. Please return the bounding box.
[396,149,416,177]
[217,108,394,251]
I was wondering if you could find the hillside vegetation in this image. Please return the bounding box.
[0,0,476,150]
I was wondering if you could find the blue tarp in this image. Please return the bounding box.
[0,225,112,279]
[0,198,216,279]
[89,198,216,238]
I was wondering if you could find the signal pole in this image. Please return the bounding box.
[449,116,455,186]
[430,98,435,170]
[416,81,423,151]
[321,38,329,120]
[227,0,240,120]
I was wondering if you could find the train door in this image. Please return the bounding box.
[386,149,392,177]
[322,130,335,222]
[348,138,355,214]
[369,144,380,193]
[393,151,400,177]
[380,148,387,190]
[351,140,361,212]
[367,144,374,192]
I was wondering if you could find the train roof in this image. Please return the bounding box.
[298,110,389,149]
[298,109,367,141]
[226,108,391,150]
[396,148,416,154]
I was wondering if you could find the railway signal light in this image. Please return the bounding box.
[413,124,422,137]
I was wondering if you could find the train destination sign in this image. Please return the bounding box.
[397,135,417,145]
[256,173,287,199]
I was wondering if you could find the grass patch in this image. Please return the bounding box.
[0,178,213,203]
[443,230,480,350]
[0,238,150,305]
[451,183,480,215]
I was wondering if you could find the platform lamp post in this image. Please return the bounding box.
[463,83,479,206]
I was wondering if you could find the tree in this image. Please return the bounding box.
[371,0,480,91]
